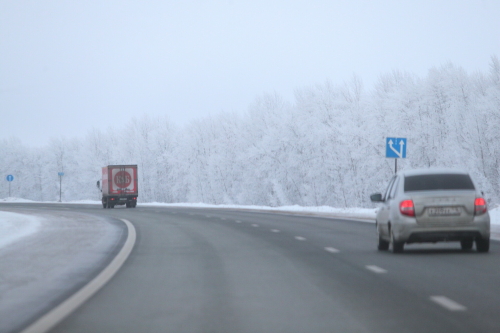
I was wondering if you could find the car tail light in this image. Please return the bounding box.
[474,198,487,215]
[400,200,415,217]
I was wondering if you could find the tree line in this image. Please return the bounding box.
[2,57,499,208]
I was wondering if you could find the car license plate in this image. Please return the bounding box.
[120,198,127,201]
[428,207,461,216]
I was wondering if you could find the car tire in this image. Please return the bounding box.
[476,238,490,253]
[391,232,404,253]
[378,235,390,251]
[460,239,473,251]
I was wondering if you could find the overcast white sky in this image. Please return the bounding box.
[1,0,499,147]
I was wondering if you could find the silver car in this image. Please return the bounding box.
[370,168,490,253]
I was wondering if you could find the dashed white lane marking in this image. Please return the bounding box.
[189,213,194,215]
[251,224,259,227]
[235,220,242,223]
[430,296,467,311]
[221,217,227,220]
[295,236,307,241]
[324,247,340,253]
[205,215,211,218]
[271,229,280,233]
[365,265,387,274]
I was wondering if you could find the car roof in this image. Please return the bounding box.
[398,168,469,177]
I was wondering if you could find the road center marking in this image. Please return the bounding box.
[325,247,340,253]
[235,220,242,223]
[251,224,259,227]
[430,296,467,311]
[295,236,306,241]
[271,229,280,233]
[366,265,387,274]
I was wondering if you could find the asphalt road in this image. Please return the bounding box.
[2,203,500,333]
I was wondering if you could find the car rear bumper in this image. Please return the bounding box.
[393,215,490,243]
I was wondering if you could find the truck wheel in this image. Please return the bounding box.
[102,201,106,209]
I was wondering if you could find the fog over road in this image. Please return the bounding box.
[2,203,500,333]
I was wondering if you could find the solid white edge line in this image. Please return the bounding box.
[430,296,467,311]
[21,218,137,333]
[365,265,388,274]
[324,247,340,253]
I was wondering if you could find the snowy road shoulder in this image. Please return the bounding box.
[0,208,128,333]
[0,211,43,249]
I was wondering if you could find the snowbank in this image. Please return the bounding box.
[488,206,500,226]
[1,197,499,229]
[0,211,43,249]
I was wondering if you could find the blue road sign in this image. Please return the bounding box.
[386,138,407,158]
[6,175,14,182]
[58,172,64,176]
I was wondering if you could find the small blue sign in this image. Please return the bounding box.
[6,175,14,182]
[386,138,407,158]
[58,172,64,176]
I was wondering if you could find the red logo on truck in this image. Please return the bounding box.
[114,171,132,188]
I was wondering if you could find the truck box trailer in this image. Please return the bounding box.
[100,165,138,208]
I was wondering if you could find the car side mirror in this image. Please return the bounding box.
[96,180,101,190]
[370,193,384,202]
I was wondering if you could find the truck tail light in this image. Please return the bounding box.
[400,200,415,217]
[474,198,487,215]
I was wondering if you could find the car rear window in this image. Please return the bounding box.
[404,174,475,192]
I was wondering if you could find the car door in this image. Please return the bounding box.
[376,176,397,238]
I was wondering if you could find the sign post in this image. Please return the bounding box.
[58,172,64,202]
[6,175,14,197]
[386,138,407,173]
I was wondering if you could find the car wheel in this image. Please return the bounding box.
[378,235,390,251]
[460,239,473,251]
[476,238,490,253]
[391,232,404,253]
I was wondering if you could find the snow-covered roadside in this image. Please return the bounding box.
[2,197,500,224]
[0,211,43,249]
[2,197,500,245]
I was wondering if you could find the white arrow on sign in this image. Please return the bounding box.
[388,139,405,158]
